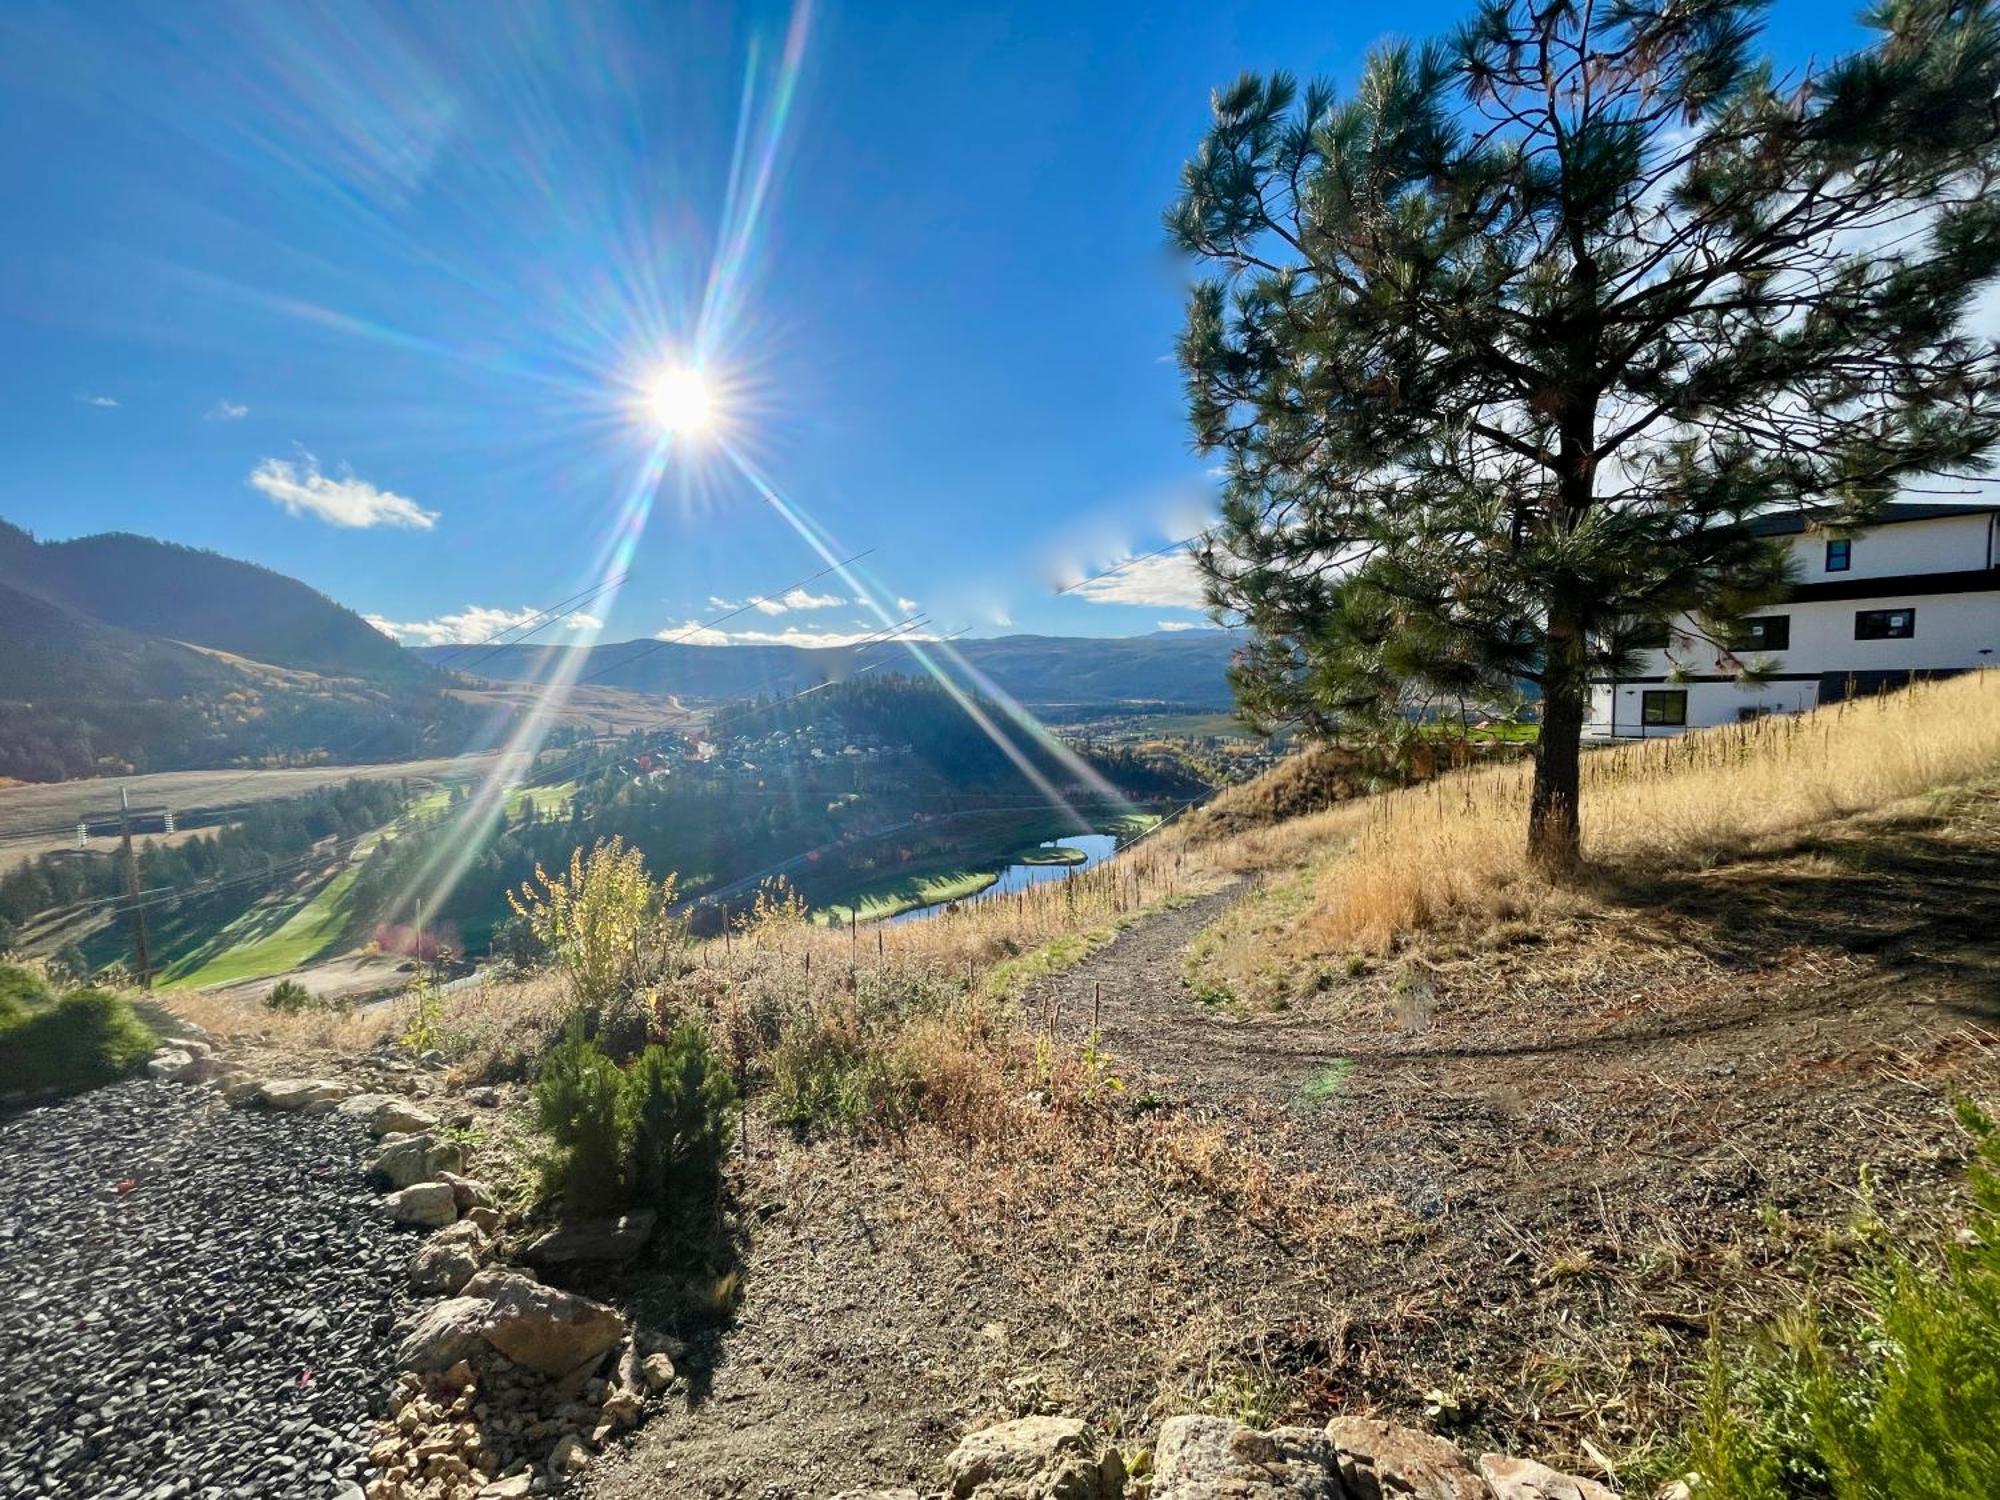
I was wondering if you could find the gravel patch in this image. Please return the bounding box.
[0,1079,413,1500]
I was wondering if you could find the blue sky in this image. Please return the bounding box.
[0,0,1867,649]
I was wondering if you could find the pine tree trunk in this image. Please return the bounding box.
[1528,677,1584,873]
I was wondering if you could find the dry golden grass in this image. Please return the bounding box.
[1230,671,2000,959]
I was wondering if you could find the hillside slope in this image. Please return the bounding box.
[421,628,1242,707]
[0,520,414,681]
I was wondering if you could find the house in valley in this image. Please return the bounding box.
[1586,502,2000,738]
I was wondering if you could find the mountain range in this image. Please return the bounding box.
[0,515,1243,782]
[418,630,1242,711]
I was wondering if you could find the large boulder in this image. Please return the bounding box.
[1152,1415,1342,1499]
[942,1415,1124,1500]
[368,1133,468,1190]
[384,1182,458,1229]
[437,1170,495,1213]
[465,1269,628,1378]
[257,1077,352,1111]
[523,1210,657,1266]
[1328,1418,1485,1499]
[410,1220,491,1295]
[1477,1455,1620,1500]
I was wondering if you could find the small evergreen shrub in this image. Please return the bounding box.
[265,978,314,1013]
[533,1023,631,1219]
[531,1020,736,1221]
[0,981,157,1097]
[627,1024,736,1207]
[1687,1101,2000,1499]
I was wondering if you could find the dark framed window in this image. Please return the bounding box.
[1642,689,1688,726]
[1855,608,1915,640]
[1825,538,1852,572]
[1733,615,1791,651]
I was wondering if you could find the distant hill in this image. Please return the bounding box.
[0,520,415,681]
[419,629,1242,708]
[0,518,462,781]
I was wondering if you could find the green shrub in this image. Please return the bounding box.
[627,1024,737,1208]
[265,978,313,1013]
[532,1018,738,1222]
[0,985,157,1097]
[1687,1101,2000,1498]
[533,1023,632,1219]
[0,962,50,1027]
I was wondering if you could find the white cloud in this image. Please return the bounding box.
[205,399,250,422]
[711,587,848,616]
[896,596,920,615]
[250,453,437,530]
[1155,619,1202,632]
[76,393,119,408]
[366,604,599,646]
[655,620,934,650]
[1067,550,1207,609]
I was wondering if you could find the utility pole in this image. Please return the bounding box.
[118,787,152,990]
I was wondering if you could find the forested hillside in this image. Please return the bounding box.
[0,519,473,781]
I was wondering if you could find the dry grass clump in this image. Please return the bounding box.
[1272,671,2000,956]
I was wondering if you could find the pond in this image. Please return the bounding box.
[884,833,1120,925]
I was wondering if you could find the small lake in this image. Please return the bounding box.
[885,833,1120,925]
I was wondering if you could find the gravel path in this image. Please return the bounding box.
[0,1080,412,1500]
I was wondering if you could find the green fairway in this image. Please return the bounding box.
[158,860,361,990]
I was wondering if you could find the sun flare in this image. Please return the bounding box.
[645,365,715,436]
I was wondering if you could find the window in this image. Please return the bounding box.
[1825,538,1852,572]
[1737,706,1772,723]
[1642,689,1688,726]
[1855,608,1915,640]
[1733,614,1791,651]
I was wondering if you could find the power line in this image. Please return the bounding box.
[1053,532,1209,598]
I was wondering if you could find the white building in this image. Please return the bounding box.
[1586,502,2000,738]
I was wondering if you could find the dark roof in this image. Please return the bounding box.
[1744,501,2000,537]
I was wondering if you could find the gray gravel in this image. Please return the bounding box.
[0,1079,413,1500]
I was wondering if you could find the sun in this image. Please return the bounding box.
[645,365,715,436]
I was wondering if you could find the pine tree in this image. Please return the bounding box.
[1170,0,2000,868]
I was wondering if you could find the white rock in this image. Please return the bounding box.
[370,1098,440,1136]
[476,1477,533,1500]
[385,1182,458,1228]
[1478,1454,1621,1500]
[437,1170,495,1213]
[1153,1415,1341,1499]
[396,1296,490,1371]
[943,1415,1124,1500]
[468,1269,630,1378]
[147,1049,201,1083]
[257,1077,352,1111]
[640,1352,676,1393]
[368,1133,468,1190]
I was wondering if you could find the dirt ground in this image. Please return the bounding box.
[570,786,2000,1497]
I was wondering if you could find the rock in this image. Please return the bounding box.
[598,1388,642,1429]
[1656,1478,1697,1500]
[397,1297,491,1371]
[942,1415,1124,1500]
[466,1205,503,1235]
[523,1210,657,1266]
[216,1072,262,1105]
[384,1182,459,1228]
[471,1269,629,1378]
[438,1170,496,1213]
[549,1432,593,1475]
[829,1493,921,1500]
[1478,1454,1621,1500]
[257,1077,352,1111]
[418,1049,449,1070]
[1152,1415,1342,1499]
[1327,1418,1485,1499]
[477,1477,533,1499]
[370,1098,441,1137]
[411,1220,491,1295]
[368,1133,468,1190]
[146,1049,204,1084]
[640,1352,676,1393]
